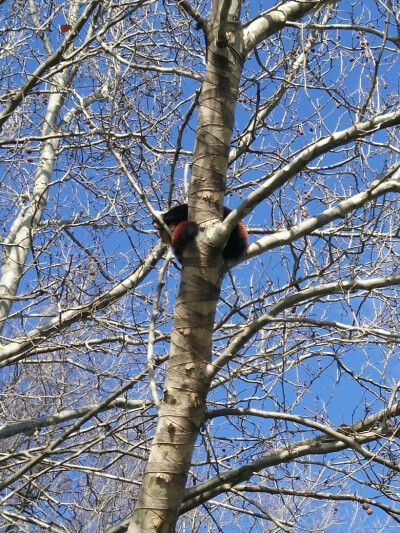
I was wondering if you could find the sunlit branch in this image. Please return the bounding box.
[223,112,400,235]
[96,35,202,81]
[230,5,334,162]
[285,21,400,47]
[0,374,155,500]
[181,404,400,512]
[0,0,101,132]
[243,0,339,53]
[210,271,400,374]
[147,251,173,411]
[0,398,150,441]
[247,163,400,257]
[0,245,165,367]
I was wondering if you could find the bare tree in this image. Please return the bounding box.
[0,0,399,532]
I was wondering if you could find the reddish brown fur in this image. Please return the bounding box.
[155,204,247,263]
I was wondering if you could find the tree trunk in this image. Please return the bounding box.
[128,8,245,533]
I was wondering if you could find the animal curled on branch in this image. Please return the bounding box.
[154,203,247,263]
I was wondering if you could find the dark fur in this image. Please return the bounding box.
[155,204,247,262]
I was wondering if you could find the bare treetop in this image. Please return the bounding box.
[0,1,399,532]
